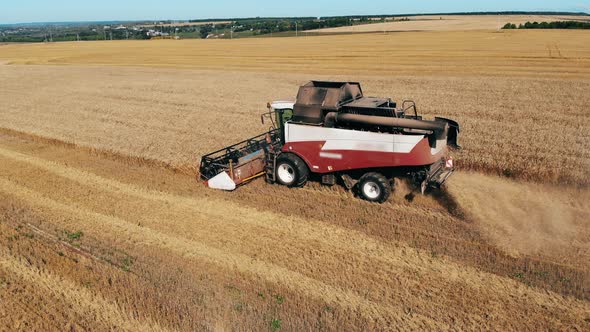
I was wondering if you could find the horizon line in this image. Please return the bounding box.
[1,10,588,26]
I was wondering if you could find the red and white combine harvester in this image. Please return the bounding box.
[199,81,460,203]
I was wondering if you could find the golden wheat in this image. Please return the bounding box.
[1,30,589,78]
[1,28,589,330]
[0,62,588,184]
[311,14,590,33]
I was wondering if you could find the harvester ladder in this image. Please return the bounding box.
[265,148,279,183]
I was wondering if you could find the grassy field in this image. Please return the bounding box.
[0,28,589,330]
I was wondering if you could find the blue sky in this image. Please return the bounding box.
[1,0,588,24]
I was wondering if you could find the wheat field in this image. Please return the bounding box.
[1,28,589,330]
[1,30,589,78]
[0,62,588,185]
[311,14,590,33]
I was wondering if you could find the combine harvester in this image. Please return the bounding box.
[199,81,460,203]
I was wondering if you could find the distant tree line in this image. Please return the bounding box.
[186,11,587,22]
[0,36,44,42]
[0,27,151,42]
[232,16,384,34]
[5,14,589,43]
[195,16,407,38]
[503,21,590,29]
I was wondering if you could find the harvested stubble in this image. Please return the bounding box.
[0,29,589,330]
[0,133,588,331]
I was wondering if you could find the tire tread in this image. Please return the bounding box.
[358,172,391,203]
[276,153,309,188]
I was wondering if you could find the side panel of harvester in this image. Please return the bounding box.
[282,123,446,173]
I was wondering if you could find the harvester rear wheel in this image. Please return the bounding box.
[357,172,391,203]
[275,153,309,188]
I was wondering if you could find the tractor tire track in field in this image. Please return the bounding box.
[0,249,168,332]
[0,141,447,328]
[0,178,439,328]
[0,132,589,330]
[0,149,461,328]
[0,145,469,278]
[547,43,565,59]
[2,143,588,289]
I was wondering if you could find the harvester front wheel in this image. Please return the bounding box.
[358,172,391,203]
[275,154,309,188]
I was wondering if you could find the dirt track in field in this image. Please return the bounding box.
[0,131,588,330]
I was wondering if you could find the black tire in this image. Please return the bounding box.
[275,153,309,188]
[357,172,391,203]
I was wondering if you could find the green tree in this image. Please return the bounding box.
[199,24,213,39]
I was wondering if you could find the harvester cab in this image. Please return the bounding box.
[261,101,295,143]
[199,81,460,203]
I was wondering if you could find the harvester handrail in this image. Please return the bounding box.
[200,130,275,158]
[402,100,419,119]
